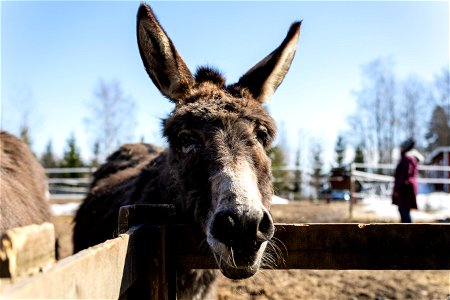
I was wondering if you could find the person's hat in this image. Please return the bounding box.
[400,138,415,152]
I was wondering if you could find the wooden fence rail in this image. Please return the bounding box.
[2,204,450,299]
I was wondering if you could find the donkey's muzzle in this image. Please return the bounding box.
[210,208,274,258]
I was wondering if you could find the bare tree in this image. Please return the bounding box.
[351,58,398,164]
[346,112,376,164]
[399,75,430,149]
[349,61,448,163]
[85,79,137,161]
[2,85,38,151]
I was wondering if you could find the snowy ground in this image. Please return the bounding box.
[51,202,80,216]
[52,195,291,216]
[357,192,450,222]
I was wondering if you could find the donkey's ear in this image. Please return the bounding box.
[235,22,301,103]
[137,3,195,104]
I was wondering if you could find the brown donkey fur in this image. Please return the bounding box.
[73,3,301,299]
[0,131,51,230]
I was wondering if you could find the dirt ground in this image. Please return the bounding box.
[53,201,450,300]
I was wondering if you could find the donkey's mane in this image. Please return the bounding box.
[195,66,226,87]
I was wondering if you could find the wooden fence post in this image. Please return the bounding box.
[119,205,177,300]
[349,163,356,219]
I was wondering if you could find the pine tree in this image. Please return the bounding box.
[267,146,290,196]
[62,133,84,177]
[311,144,323,199]
[425,105,450,151]
[353,143,366,172]
[19,124,32,149]
[292,149,302,199]
[91,140,100,168]
[41,140,58,168]
[334,135,346,167]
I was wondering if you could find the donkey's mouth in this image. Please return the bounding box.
[208,238,268,280]
[219,260,260,280]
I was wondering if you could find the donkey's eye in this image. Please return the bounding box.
[255,126,269,145]
[178,131,200,153]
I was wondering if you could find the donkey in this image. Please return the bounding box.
[0,131,52,230]
[73,3,301,298]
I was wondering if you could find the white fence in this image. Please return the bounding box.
[351,163,450,196]
[45,163,450,200]
[46,168,95,199]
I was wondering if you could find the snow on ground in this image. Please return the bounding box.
[359,192,450,222]
[51,195,291,216]
[52,202,80,216]
[50,193,449,220]
[272,195,289,204]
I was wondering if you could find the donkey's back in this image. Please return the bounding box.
[0,131,51,230]
[73,143,164,252]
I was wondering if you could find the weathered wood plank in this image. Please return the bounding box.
[1,226,140,299]
[168,223,450,270]
[0,222,55,279]
[119,204,450,270]
[273,223,450,270]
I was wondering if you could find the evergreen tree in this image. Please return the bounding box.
[292,149,302,199]
[434,68,450,124]
[334,135,346,167]
[91,140,100,168]
[425,105,450,151]
[62,133,84,177]
[311,144,323,199]
[353,143,366,172]
[267,146,290,196]
[41,140,58,168]
[19,124,32,149]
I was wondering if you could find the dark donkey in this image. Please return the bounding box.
[73,3,301,298]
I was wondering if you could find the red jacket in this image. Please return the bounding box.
[392,154,418,209]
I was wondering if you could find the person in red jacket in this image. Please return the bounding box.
[392,138,423,223]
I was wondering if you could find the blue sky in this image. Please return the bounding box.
[1,1,449,168]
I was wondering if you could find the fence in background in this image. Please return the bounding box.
[46,167,95,200]
[45,164,450,201]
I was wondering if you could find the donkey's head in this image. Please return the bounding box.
[137,3,300,279]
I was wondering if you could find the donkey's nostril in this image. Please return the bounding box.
[210,210,237,246]
[258,211,274,241]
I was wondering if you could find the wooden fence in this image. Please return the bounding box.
[2,204,450,299]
